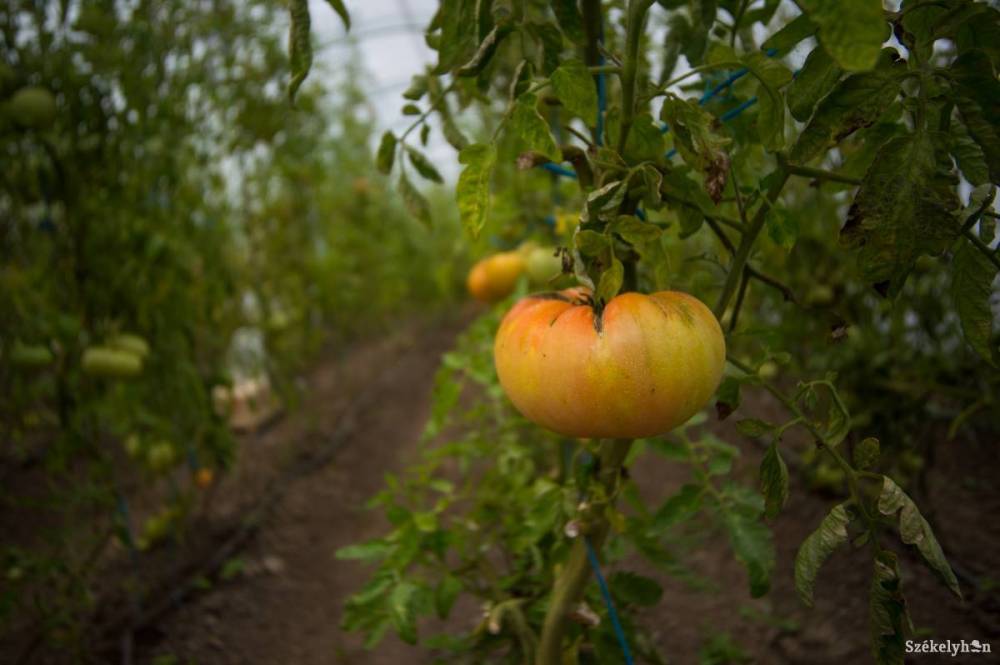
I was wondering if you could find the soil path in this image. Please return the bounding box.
[136,311,999,665]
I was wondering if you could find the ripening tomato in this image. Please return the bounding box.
[494,288,726,438]
[467,251,525,303]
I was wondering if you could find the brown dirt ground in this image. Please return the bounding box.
[24,309,997,665]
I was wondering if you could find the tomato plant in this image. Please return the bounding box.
[327,1,1000,663]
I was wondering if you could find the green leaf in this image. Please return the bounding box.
[878,476,961,598]
[508,93,560,162]
[950,122,991,186]
[405,146,443,183]
[389,582,419,644]
[552,0,585,43]
[742,53,792,152]
[787,46,842,123]
[952,240,999,364]
[585,180,626,217]
[398,172,432,227]
[854,437,880,471]
[287,0,312,104]
[869,551,908,665]
[528,21,564,76]
[841,133,960,296]
[551,58,598,125]
[456,143,497,238]
[950,50,1000,183]
[435,575,462,618]
[765,206,799,250]
[660,94,731,202]
[336,540,391,562]
[653,484,704,528]
[759,442,789,519]
[793,503,851,607]
[435,0,478,73]
[761,13,816,54]
[402,103,421,116]
[715,376,741,420]
[735,418,775,438]
[323,0,350,29]
[609,571,663,607]
[799,0,887,71]
[611,215,662,251]
[508,60,534,105]
[722,510,774,598]
[376,131,397,175]
[456,23,512,77]
[790,53,905,164]
[575,230,610,256]
[624,114,667,164]
[596,256,624,304]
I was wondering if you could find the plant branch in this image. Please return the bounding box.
[704,218,797,303]
[964,230,1000,270]
[714,168,790,317]
[616,0,656,152]
[535,439,632,665]
[781,160,862,186]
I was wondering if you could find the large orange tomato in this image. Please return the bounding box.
[467,251,525,303]
[494,288,726,438]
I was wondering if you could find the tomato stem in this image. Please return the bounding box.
[535,438,632,665]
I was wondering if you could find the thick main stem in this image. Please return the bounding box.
[535,439,633,665]
[616,0,655,152]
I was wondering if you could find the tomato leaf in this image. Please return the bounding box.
[952,239,999,365]
[376,131,397,175]
[323,0,350,30]
[624,114,667,164]
[406,146,443,184]
[798,0,887,72]
[854,437,880,471]
[722,510,774,598]
[456,143,497,237]
[398,172,432,227]
[287,0,312,104]
[790,52,905,164]
[787,46,842,123]
[761,13,816,54]
[841,133,960,297]
[870,550,908,665]
[653,484,703,529]
[950,50,1000,184]
[735,418,775,438]
[878,476,961,599]
[434,0,478,74]
[715,376,741,420]
[794,503,851,607]
[551,58,598,125]
[596,256,624,304]
[389,582,419,644]
[435,574,462,619]
[742,53,792,152]
[759,442,788,519]
[508,93,561,162]
[765,206,799,250]
[551,0,585,43]
[660,94,731,202]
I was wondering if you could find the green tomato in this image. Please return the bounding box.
[146,441,177,473]
[7,86,57,130]
[82,346,142,378]
[124,434,143,459]
[108,333,150,359]
[757,361,779,380]
[9,341,53,368]
[525,247,563,285]
[805,284,834,306]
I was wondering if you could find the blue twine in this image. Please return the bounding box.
[585,537,635,665]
